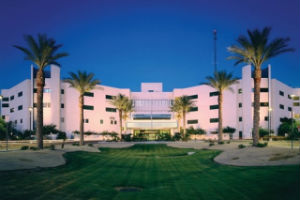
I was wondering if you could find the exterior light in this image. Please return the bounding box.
[28,107,33,112]
[0,95,3,100]
[268,108,272,111]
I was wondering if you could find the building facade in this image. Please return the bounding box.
[1,65,300,139]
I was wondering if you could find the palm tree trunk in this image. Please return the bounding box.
[253,67,261,146]
[36,69,44,149]
[177,116,181,132]
[183,111,186,138]
[119,110,122,140]
[79,94,84,146]
[218,90,223,142]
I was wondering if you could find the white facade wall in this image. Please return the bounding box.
[1,65,300,139]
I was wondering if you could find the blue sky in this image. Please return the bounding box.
[0,0,299,91]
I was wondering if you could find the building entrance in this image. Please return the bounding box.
[133,129,171,140]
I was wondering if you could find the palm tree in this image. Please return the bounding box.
[122,99,134,133]
[14,34,68,149]
[170,102,182,132]
[110,94,130,139]
[65,71,100,145]
[227,27,294,146]
[204,71,239,142]
[171,96,194,138]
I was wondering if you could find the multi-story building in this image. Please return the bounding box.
[1,65,299,139]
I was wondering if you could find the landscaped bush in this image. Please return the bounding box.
[49,144,55,150]
[29,146,38,150]
[20,146,29,150]
[157,132,172,141]
[172,132,182,141]
[121,134,132,141]
[209,142,215,146]
[72,142,79,146]
[258,128,270,138]
[56,131,67,140]
[238,144,246,149]
[218,141,224,145]
[223,126,236,139]
[88,143,94,147]
[256,142,268,148]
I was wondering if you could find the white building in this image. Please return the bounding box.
[1,65,299,139]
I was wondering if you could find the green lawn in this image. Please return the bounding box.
[0,144,299,200]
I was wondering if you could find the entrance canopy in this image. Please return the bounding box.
[126,120,177,130]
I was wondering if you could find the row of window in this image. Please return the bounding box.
[84,119,117,125]
[187,118,219,124]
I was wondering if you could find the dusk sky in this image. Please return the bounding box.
[0,0,299,91]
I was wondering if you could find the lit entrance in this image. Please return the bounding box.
[133,129,171,140]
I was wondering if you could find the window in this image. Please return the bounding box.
[293,102,300,107]
[18,91,23,97]
[2,97,9,101]
[187,120,198,124]
[260,88,268,92]
[210,118,219,123]
[288,107,292,112]
[61,89,64,94]
[2,103,9,108]
[239,117,242,122]
[189,107,198,112]
[14,120,17,124]
[84,119,89,123]
[210,105,219,110]
[84,92,94,97]
[264,116,269,121]
[238,103,242,108]
[61,104,64,108]
[110,120,114,124]
[83,105,94,110]
[114,120,117,124]
[2,116,5,120]
[148,90,154,92]
[279,91,284,96]
[105,95,115,100]
[10,108,14,113]
[209,91,219,97]
[279,104,284,109]
[187,95,198,100]
[260,102,269,107]
[292,96,300,100]
[20,119,23,124]
[18,105,23,110]
[44,88,51,93]
[106,107,117,112]
[10,95,14,100]
[100,120,103,124]
[238,89,242,94]
[61,118,64,123]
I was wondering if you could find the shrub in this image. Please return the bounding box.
[157,132,172,141]
[256,142,268,148]
[259,128,269,138]
[88,143,94,147]
[72,142,79,146]
[238,144,246,149]
[29,146,38,150]
[56,131,67,140]
[43,124,59,135]
[121,134,132,141]
[49,144,55,150]
[227,141,230,144]
[20,145,29,150]
[172,132,182,141]
[209,142,215,146]
[218,141,224,145]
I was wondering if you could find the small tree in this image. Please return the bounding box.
[223,126,236,140]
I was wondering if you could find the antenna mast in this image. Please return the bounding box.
[213,29,217,72]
